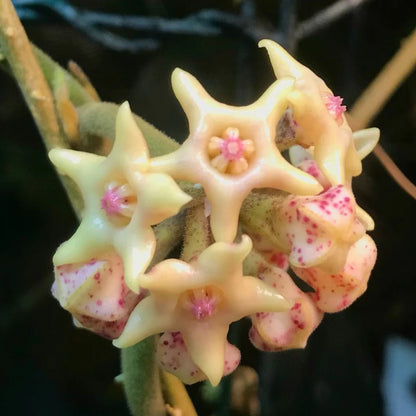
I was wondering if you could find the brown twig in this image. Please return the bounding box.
[349,26,416,200]
[296,0,370,40]
[373,145,416,199]
[0,0,64,150]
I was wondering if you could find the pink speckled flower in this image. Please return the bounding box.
[52,251,144,339]
[273,184,366,273]
[157,332,241,384]
[246,251,323,351]
[292,234,377,312]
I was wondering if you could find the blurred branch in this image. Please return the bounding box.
[14,0,375,52]
[14,0,282,52]
[278,0,298,52]
[296,0,371,40]
[349,26,416,199]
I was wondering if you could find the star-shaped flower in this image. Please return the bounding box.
[113,235,291,386]
[49,102,191,292]
[273,185,366,273]
[150,69,323,242]
[292,234,377,312]
[259,39,362,186]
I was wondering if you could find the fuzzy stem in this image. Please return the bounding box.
[77,101,179,156]
[161,371,198,416]
[181,203,212,262]
[121,337,166,416]
[151,213,186,267]
[239,191,286,249]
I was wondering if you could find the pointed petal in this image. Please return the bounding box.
[138,173,191,224]
[114,224,156,293]
[259,39,304,79]
[250,77,294,126]
[112,101,149,168]
[53,216,111,266]
[182,323,228,386]
[172,68,216,133]
[113,297,174,347]
[230,275,291,316]
[353,128,380,160]
[197,235,252,279]
[139,259,195,293]
[260,154,323,195]
[157,332,241,384]
[207,185,247,242]
[49,148,103,183]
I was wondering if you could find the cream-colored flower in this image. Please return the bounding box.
[260,39,362,186]
[113,235,290,386]
[150,69,323,242]
[49,102,191,293]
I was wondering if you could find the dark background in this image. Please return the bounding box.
[0,0,415,415]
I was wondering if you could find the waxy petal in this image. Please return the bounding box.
[260,39,362,186]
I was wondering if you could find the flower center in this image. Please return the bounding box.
[322,93,346,124]
[207,127,255,175]
[101,181,137,219]
[181,286,222,321]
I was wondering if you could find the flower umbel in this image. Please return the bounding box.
[47,39,378,388]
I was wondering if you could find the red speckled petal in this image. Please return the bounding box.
[292,234,377,312]
[250,265,323,351]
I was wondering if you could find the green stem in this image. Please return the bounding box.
[121,337,166,416]
[77,101,179,157]
[239,191,286,250]
[181,202,212,262]
[151,213,186,267]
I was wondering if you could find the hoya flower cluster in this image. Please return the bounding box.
[50,40,378,386]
